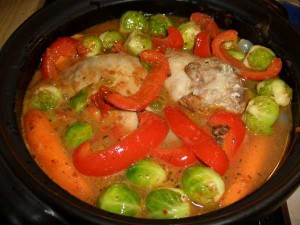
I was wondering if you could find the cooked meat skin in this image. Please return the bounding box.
[60,53,148,97]
[165,50,246,113]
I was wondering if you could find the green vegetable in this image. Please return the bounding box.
[181,165,225,205]
[140,59,151,71]
[81,35,102,57]
[148,97,165,113]
[227,49,246,61]
[126,159,167,188]
[146,188,190,219]
[257,78,293,106]
[124,30,153,56]
[244,95,279,135]
[244,45,275,70]
[178,21,201,50]
[149,14,173,36]
[97,183,141,217]
[31,85,62,111]
[99,30,125,50]
[119,10,148,34]
[222,40,236,50]
[70,89,88,112]
[64,122,93,148]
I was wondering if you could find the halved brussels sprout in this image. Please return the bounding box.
[31,85,62,111]
[124,30,153,55]
[64,121,93,148]
[99,30,125,50]
[149,14,173,36]
[257,78,293,106]
[70,89,88,112]
[227,49,246,61]
[81,35,102,57]
[96,183,141,217]
[126,159,167,188]
[244,95,279,135]
[178,21,201,50]
[120,10,148,33]
[146,188,190,219]
[181,165,225,205]
[243,45,275,70]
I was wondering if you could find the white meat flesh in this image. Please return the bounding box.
[59,53,146,132]
[165,50,246,114]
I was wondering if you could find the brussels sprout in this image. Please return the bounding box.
[148,97,165,113]
[97,183,141,217]
[146,188,190,219]
[81,35,102,57]
[222,40,236,50]
[119,10,148,33]
[181,165,225,205]
[70,89,88,112]
[126,159,167,188]
[99,30,125,50]
[64,122,93,148]
[124,30,153,56]
[243,45,275,70]
[244,95,279,135]
[140,59,151,71]
[31,85,62,111]
[149,14,174,36]
[257,78,293,106]
[178,21,201,50]
[227,49,246,61]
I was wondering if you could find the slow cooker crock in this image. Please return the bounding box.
[0,0,299,224]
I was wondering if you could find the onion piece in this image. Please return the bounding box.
[238,39,253,53]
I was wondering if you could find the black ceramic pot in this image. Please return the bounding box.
[0,0,299,224]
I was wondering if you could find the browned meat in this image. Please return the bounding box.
[165,50,246,114]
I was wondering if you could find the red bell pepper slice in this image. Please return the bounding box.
[90,86,115,118]
[212,30,282,80]
[150,145,197,167]
[164,106,229,175]
[105,50,170,111]
[41,37,78,79]
[193,32,211,57]
[110,41,127,53]
[190,12,219,38]
[73,111,169,176]
[210,111,246,160]
[151,26,184,53]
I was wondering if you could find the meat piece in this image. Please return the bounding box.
[165,50,246,113]
[60,53,148,97]
[164,50,194,101]
[212,125,230,146]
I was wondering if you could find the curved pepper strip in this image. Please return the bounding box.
[91,86,115,118]
[210,111,246,160]
[190,12,219,38]
[164,106,229,175]
[73,111,169,176]
[212,30,282,80]
[151,26,184,53]
[105,50,170,111]
[41,37,78,79]
[194,32,211,57]
[150,144,197,167]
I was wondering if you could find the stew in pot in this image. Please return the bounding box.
[21,11,293,219]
